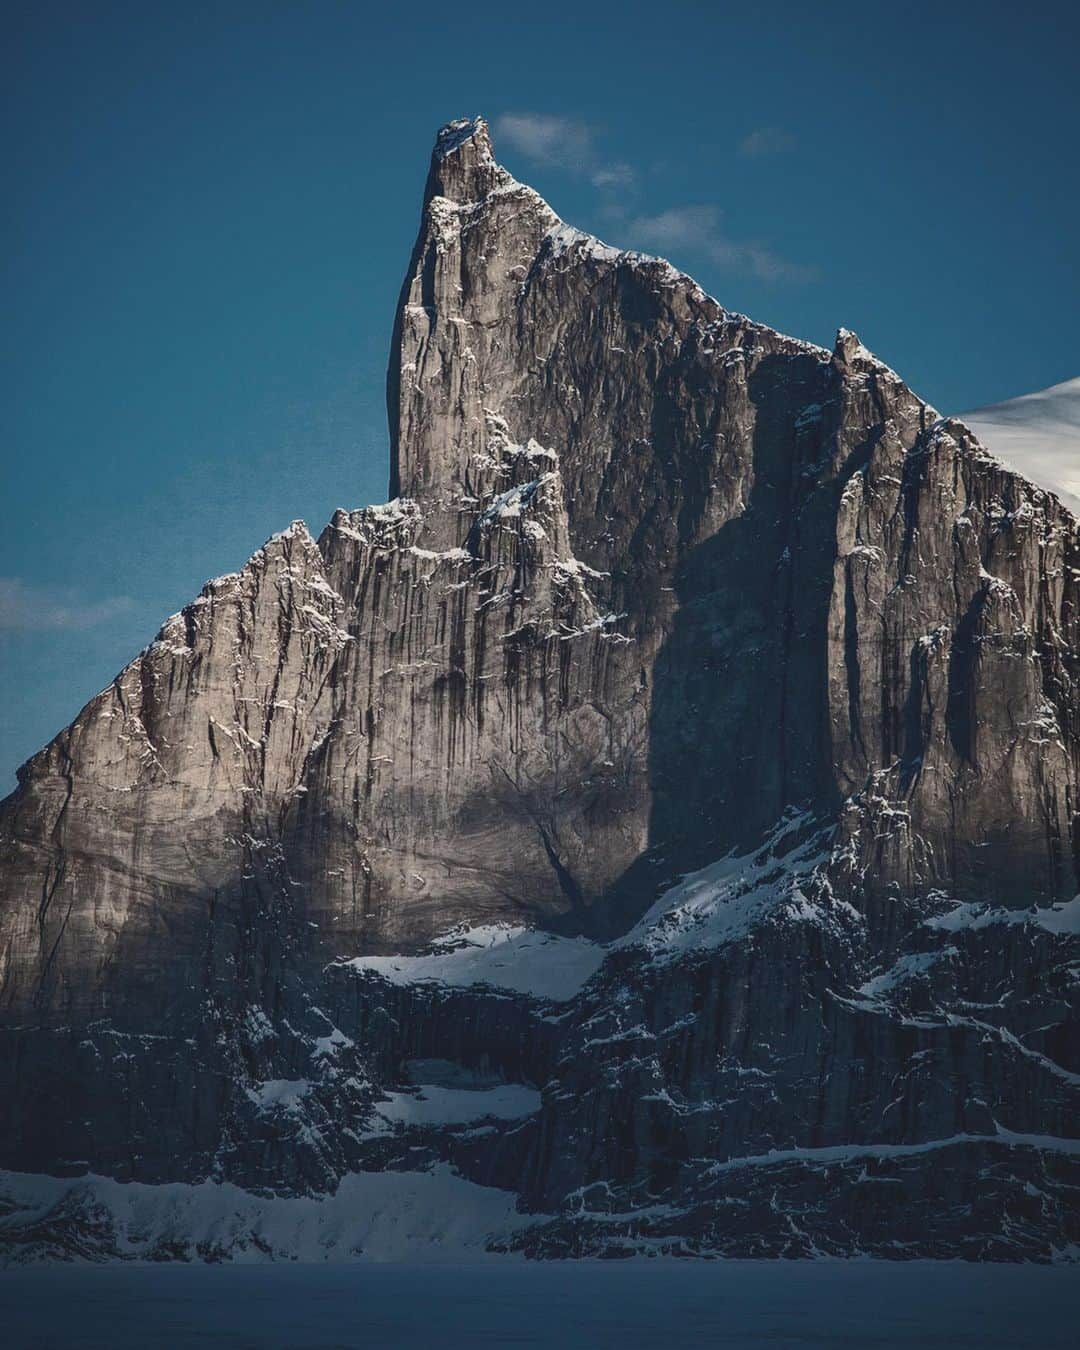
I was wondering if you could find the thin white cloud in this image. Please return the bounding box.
[589,162,636,190]
[492,117,810,281]
[739,126,796,157]
[0,578,133,632]
[493,113,636,191]
[494,113,591,168]
[625,205,816,284]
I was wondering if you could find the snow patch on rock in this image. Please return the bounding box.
[368,1084,541,1134]
[341,924,606,1003]
[926,894,1080,936]
[618,813,839,963]
[0,1165,530,1264]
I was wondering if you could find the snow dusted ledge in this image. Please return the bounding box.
[340,924,606,1003]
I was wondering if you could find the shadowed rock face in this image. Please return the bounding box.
[1,118,1077,1260]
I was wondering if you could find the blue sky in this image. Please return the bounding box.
[2,0,1078,788]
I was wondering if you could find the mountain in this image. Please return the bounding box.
[962,378,1080,515]
[1,118,1078,1263]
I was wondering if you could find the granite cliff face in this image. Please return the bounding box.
[1,118,1078,1262]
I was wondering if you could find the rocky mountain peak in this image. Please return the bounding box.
[1,116,1077,1264]
[426,115,503,201]
[389,118,560,510]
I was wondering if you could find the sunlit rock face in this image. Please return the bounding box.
[1,118,1077,1262]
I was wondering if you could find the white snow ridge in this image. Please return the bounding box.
[961,376,1080,513]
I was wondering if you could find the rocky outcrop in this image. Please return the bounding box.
[0,117,1077,1262]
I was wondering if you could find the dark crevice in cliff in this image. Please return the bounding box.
[946,587,986,766]
[844,564,867,773]
[536,822,586,920]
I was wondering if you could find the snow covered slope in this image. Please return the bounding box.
[0,1165,531,1263]
[961,377,1080,513]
